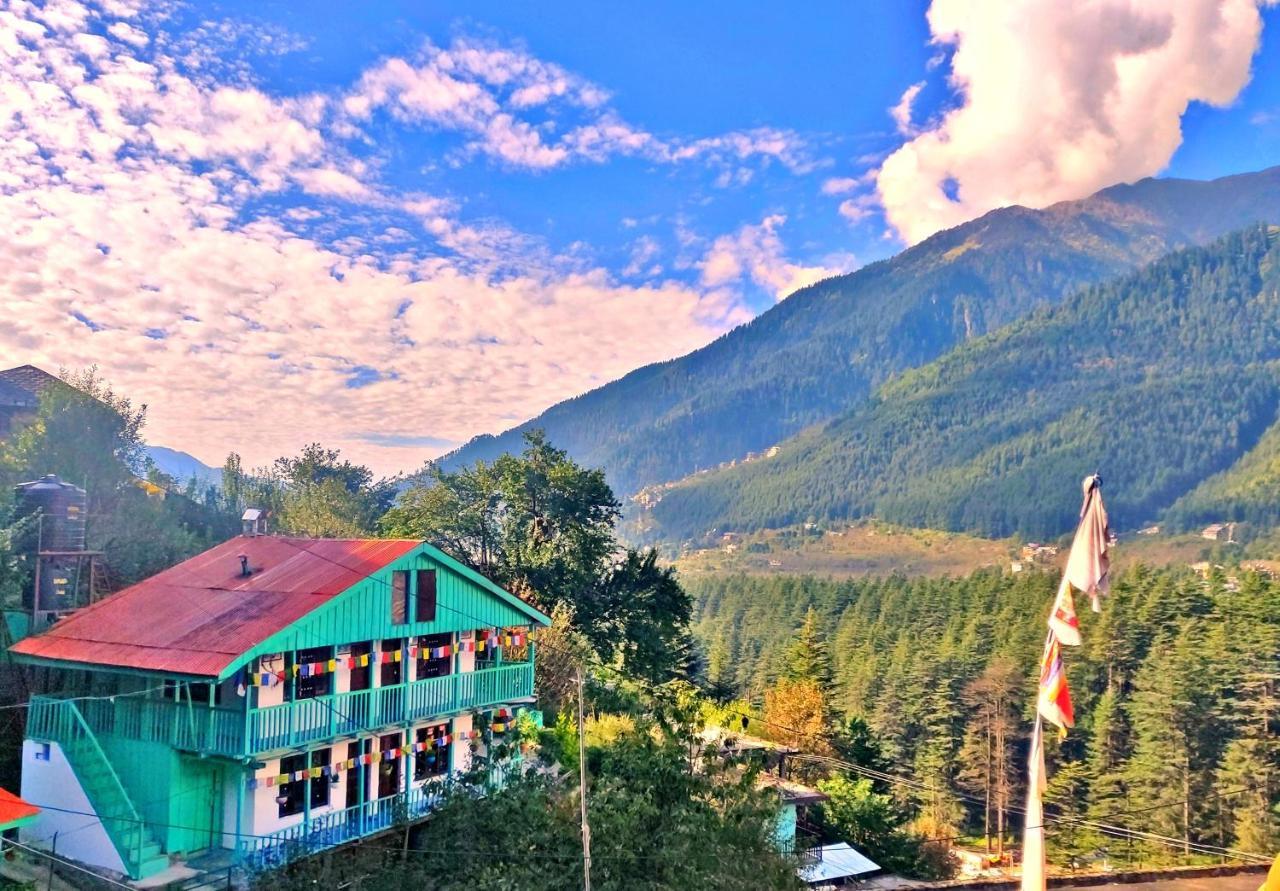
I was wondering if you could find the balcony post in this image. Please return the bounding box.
[234,765,245,859]
[206,682,215,753]
[242,680,252,757]
[287,650,297,749]
[397,639,407,723]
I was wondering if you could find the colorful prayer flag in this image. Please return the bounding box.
[1037,637,1074,732]
[1048,577,1082,646]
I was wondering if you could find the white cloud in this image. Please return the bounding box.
[699,215,849,300]
[889,81,924,136]
[878,0,1272,244]
[346,39,813,174]
[0,0,820,474]
[838,195,878,223]
[821,176,860,195]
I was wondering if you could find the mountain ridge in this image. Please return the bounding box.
[643,225,1280,541]
[441,166,1280,501]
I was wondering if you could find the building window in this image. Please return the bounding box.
[349,641,372,692]
[33,742,50,761]
[310,748,331,810]
[378,733,401,798]
[380,639,402,686]
[291,646,333,700]
[414,569,437,623]
[390,571,409,624]
[414,724,449,781]
[163,680,223,705]
[345,740,368,809]
[278,754,307,818]
[416,633,452,679]
[475,631,497,669]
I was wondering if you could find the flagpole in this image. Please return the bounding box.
[1020,473,1110,891]
[1021,714,1046,891]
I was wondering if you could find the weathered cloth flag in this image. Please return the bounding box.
[1036,637,1075,731]
[1047,576,1082,646]
[1062,474,1111,612]
[1021,474,1111,891]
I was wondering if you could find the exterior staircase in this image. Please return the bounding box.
[27,697,170,879]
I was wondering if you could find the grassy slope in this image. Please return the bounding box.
[673,520,1014,580]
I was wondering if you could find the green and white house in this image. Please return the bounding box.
[11,534,549,880]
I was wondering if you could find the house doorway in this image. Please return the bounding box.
[377,733,401,798]
[174,758,224,854]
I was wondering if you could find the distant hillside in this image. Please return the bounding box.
[1165,420,1280,529]
[673,520,1013,580]
[646,226,1280,541]
[443,167,1280,500]
[145,446,219,487]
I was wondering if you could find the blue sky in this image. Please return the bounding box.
[1,0,1278,474]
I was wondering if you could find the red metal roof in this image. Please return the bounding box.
[10,537,423,678]
[0,787,38,829]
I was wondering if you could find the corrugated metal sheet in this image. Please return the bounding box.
[10,537,422,677]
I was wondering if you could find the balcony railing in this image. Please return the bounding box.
[248,661,533,753]
[29,662,534,759]
[238,759,522,872]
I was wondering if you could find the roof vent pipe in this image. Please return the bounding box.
[238,554,251,578]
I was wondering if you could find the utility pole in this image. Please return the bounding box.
[577,666,592,891]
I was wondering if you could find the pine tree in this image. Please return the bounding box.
[1122,624,1225,859]
[1216,736,1279,853]
[784,607,834,695]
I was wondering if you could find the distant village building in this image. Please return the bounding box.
[1188,561,1224,579]
[1240,560,1280,578]
[1201,522,1236,542]
[1020,543,1059,564]
[10,535,549,881]
[1010,561,1024,573]
[1137,525,1161,536]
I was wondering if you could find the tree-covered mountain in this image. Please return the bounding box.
[442,167,1280,500]
[647,226,1280,541]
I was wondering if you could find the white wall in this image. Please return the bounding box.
[19,740,127,876]
[255,653,285,708]
[450,714,473,773]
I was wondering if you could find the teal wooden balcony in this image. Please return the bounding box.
[28,662,533,759]
[249,661,533,753]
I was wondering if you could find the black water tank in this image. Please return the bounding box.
[14,475,87,551]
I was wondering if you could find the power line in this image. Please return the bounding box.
[1,836,136,890]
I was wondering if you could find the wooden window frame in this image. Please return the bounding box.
[390,570,409,624]
[414,569,437,623]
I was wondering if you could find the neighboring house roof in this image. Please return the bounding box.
[10,536,548,678]
[798,843,880,885]
[0,787,39,832]
[0,376,37,409]
[757,774,827,806]
[0,364,64,402]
